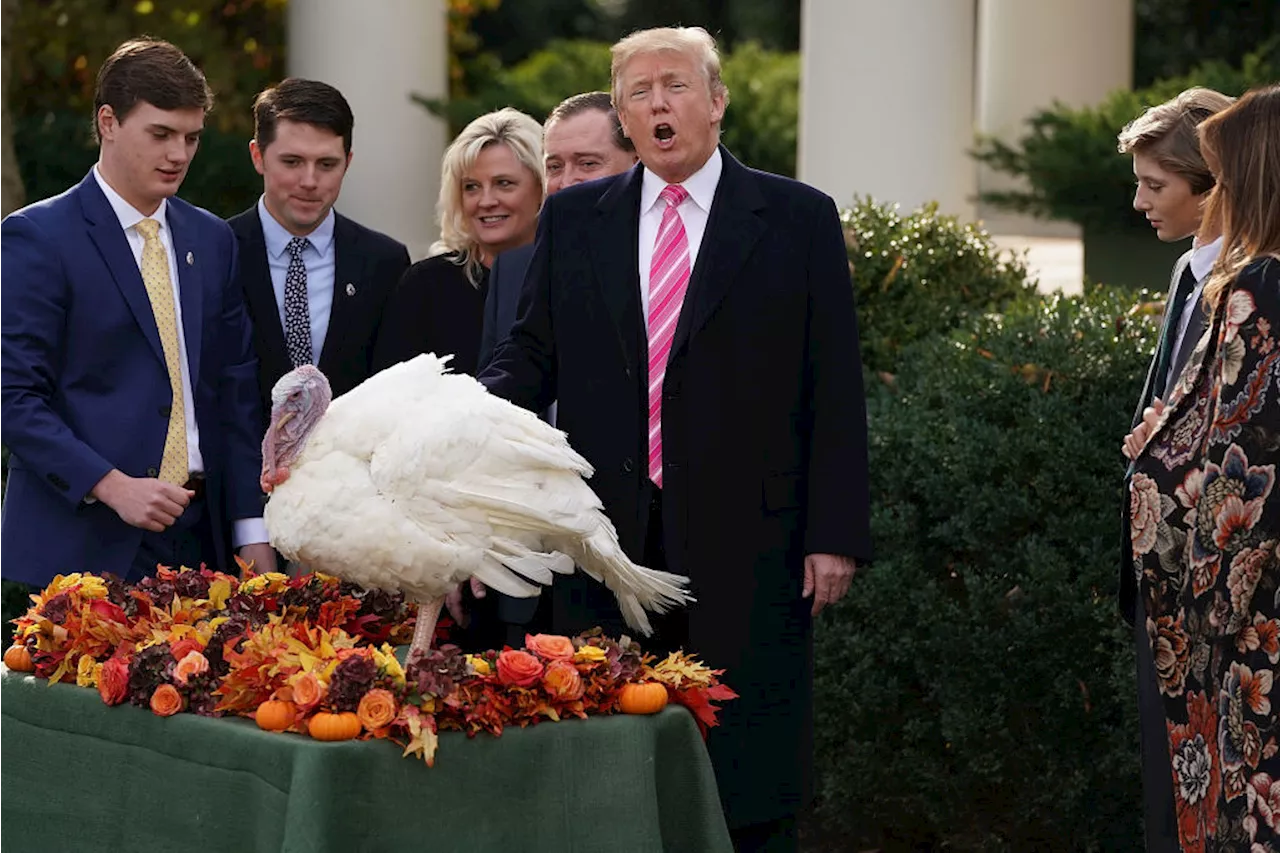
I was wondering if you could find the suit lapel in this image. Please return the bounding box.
[320,213,362,372]
[237,208,290,372]
[670,148,766,358]
[79,173,167,367]
[165,201,203,384]
[589,166,645,377]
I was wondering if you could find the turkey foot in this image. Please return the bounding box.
[410,597,445,656]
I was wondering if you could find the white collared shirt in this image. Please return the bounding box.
[637,147,723,318]
[92,166,267,546]
[1167,235,1224,385]
[92,165,202,474]
[257,197,337,364]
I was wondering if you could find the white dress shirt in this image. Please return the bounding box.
[257,196,337,364]
[637,147,723,319]
[92,166,267,547]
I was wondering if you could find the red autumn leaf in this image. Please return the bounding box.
[88,599,128,624]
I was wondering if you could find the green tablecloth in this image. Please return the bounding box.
[1,668,733,853]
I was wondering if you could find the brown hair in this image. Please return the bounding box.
[545,91,635,154]
[253,78,355,154]
[93,37,212,142]
[1197,83,1280,311]
[1117,87,1235,194]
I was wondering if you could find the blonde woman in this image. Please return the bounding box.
[374,108,543,376]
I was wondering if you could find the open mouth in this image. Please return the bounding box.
[653,124,676,149]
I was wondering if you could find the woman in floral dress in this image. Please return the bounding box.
[1130,83,1280,852]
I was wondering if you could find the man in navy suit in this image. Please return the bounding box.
[480,27,871,852]
[229,78,409,430]
[1,38,271,590]
[471,91,637,646]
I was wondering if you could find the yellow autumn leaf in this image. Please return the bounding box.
[208,579,232,610]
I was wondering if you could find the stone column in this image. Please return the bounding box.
[975,0,1134,236]
[798,0,978,220]
[287,0,448,259]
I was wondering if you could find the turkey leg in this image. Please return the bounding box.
[409,597,445,656]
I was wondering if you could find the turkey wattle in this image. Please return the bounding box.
[260,356,693,655]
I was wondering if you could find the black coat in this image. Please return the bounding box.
[480,148,872,826]
[228,207,409,429]
[372,254,489,377]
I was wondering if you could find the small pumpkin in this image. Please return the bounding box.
[255,699,297,732]
[4,644,34,672]
[308,711,362,741]
[619,681,669,715]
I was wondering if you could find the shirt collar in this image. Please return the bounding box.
[92,164,168,235]
[640,146,723,216]
[257,196,336,259]
[1190,236,1224,284]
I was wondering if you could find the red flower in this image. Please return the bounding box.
[542,660,584,701]
[98,656,130,706]
[170,637,204,663]
[496,650,543,688]
[1168,691,1221,853]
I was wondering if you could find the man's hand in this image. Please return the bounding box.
[237,543,277,577]
[261,467,290,494]
[803,553,857,616]
[1122,397,1166,460]
[445,577,487,628]
[91,470,193,532]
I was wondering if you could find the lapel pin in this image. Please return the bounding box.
[345,282,356,297]
[186,251,194,266]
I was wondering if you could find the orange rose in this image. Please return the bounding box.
[170,637,204,662]
[173,651,209,685]
[98,656,130,706]
[150,683,183,717]
[525,633,576,662]
[291,671,326,711]
[357,688,398,731]
[542,659,585,701]
[496,649,544,688]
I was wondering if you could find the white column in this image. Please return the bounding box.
[798,0,977,220]
[288,0,448,259]
[975,0,1133,236]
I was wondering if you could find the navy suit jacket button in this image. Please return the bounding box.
[147,467,159,478]
[622,457,635,474]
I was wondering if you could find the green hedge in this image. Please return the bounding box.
[420,38,800,178]
[972,41,1277,235]
[813,283,1160,850]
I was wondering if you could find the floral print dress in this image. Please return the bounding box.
[1132,257,1280,853]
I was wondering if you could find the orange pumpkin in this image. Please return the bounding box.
[255,699,297,732]
[308,711,362,741]
[3,644,34,672]
[619,681,669,715]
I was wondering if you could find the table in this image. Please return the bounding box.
[1,667,733,853]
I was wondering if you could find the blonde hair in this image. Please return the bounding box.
[1196,84,1280,312]
[1117,87,1235,195]
[610,26,730,111]
[432,107,545,286]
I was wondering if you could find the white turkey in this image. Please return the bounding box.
[259,355,693,656]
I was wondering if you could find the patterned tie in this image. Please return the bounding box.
[647,184,691,488]
[135,218,188,485]
[284,236,313,368]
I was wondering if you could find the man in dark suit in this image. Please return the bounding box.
[480,26,871,852]
[229,78,409,430]
[472,91,637,647]
[1,38,271,589]
[1117,87,1232,853]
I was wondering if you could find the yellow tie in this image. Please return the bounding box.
[135,218,188,486]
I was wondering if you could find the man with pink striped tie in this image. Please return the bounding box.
[480,26,870,852]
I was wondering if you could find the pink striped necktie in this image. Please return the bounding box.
[647,183,691,488]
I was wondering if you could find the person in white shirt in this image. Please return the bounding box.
[1116,86,1234,853]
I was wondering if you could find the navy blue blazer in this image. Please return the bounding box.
[478,243,535,371]
[1,171,264,586]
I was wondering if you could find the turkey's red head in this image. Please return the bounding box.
[261,364,332,492]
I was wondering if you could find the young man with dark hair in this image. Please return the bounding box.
[2,37,273,589]
[229,77,409,428]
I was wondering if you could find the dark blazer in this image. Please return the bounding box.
[1,171,264,587]
[480,148,872,826]
[1121,249,1197,624]
[229,206,409,427]
[372,253,489,377]
[478,243,534,371]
